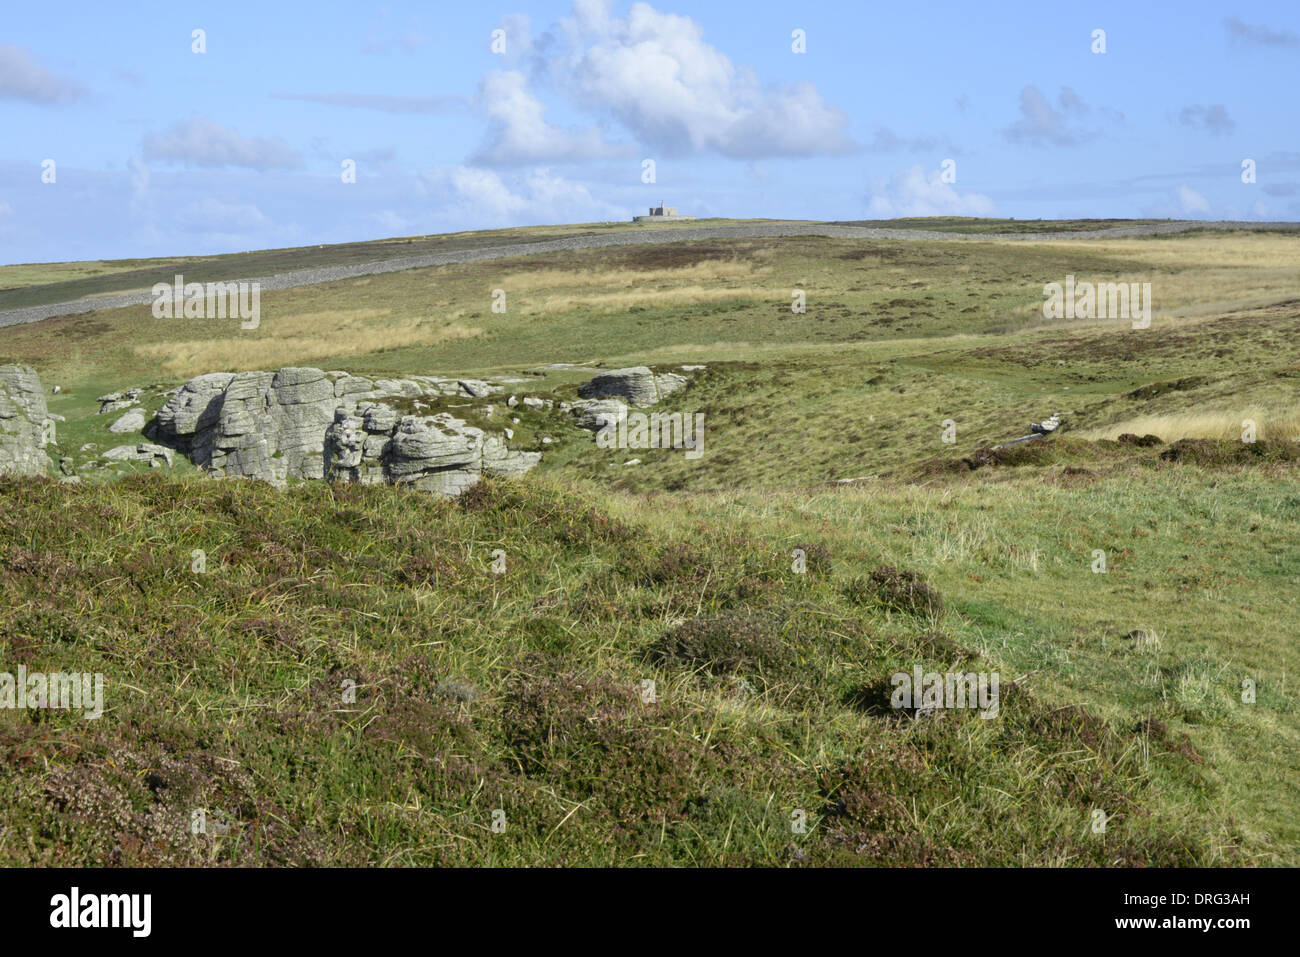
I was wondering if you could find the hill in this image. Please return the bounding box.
[1,220,1296,865]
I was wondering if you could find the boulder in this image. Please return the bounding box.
[108,409,146,433]
[569,398,627,432]
[102,443,174,467]
[0,365,53,477]
[577,366,686,407]
[96,389,143,415]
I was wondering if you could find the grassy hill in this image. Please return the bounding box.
[1,221,1296,865]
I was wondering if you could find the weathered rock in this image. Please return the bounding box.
[333,375,373,397]
[0,365,53,476]
[108,408,146,433]
[154,368,336,484]
[155,367,539,495]
[577,366,686,407]
[102,443,174,467]
[96,389,143,414]
[154,373,235,448]
[483,434,542,478]
[324,411,386,486]
[372,378,423,398]
[362,404,398,433]
[569,398,628,432]
[379,415,472,495]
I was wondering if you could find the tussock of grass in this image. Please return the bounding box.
[1083,410,1300,443]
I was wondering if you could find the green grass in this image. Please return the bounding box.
[1,221,1297,866]
[0,473,1265,866]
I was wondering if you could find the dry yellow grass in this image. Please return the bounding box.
[1025,234,1300,321]
[1081,409,1300,442]
[492,260,776,315]
[1044,233,1300,269]
[132,308,482,377]
[521,284,776,315]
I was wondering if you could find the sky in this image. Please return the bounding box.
[1,0,1297,264]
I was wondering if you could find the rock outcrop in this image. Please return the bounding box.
[325,409,539,496]
[569,398,629,433]
[153,367,537,494]
[0,365,53,477]
[568,365,701,433]
[576,366,686,407]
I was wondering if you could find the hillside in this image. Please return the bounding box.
[0,220,1296,865]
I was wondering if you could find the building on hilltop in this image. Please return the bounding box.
[633,202,697,222]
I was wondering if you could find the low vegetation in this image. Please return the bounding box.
[2,220,1296,865]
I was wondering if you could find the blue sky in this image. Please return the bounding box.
[1,0,1297,264]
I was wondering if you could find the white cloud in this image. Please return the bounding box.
[1145,184,1215,219]
[543,0,854,158]
[1002,86,1121,148]
[866,165,994,218]
[444,166,527,218]
[495,14,535,60]
[470,71,626,165]
[368,210,418,235]
[142,117,302,170]
[430,165,624,224]
[178,197,271,232]
[1175,185,1211,214]
[1004,86,1084,147]
[0,45,87,105]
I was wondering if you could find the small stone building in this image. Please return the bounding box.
[633,202,696,222]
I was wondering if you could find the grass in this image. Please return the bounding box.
[1,220,1296,866]
[1080,410,1300,443]
[0,218,763,309]
[131,308,485,378]
[0,474,1262,866]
